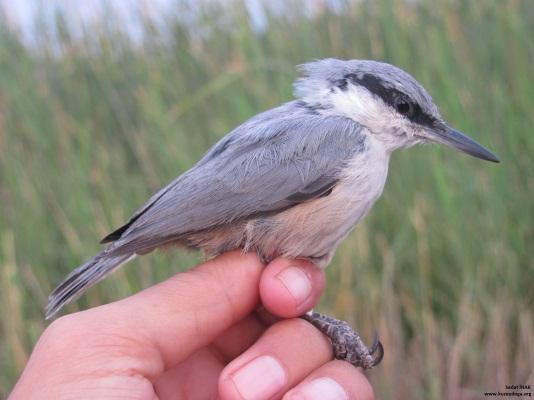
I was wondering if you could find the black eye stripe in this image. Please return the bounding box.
[335,73,436,127]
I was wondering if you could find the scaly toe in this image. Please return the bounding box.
[300,311,384,370]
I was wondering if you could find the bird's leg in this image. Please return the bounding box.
[257,252,383,368]
[301,310,383,370]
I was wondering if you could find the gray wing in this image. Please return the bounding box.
[105,101,367,254]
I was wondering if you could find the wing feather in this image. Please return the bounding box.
[105,101,367,253]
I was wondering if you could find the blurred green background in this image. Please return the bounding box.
[0,0,533,398]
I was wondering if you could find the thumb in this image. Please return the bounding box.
[93,251,264,371]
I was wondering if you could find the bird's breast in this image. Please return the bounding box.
[247,138,390,267]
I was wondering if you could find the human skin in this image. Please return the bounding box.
[9,251,375,400]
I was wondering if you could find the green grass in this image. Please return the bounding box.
[1,0,533,398]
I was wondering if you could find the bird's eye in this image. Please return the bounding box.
[395,99,414,116]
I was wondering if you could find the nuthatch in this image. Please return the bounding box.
[47,59,499,369]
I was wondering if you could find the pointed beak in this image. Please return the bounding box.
[425,123,500,163]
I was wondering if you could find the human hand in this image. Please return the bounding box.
[9,251,375,400]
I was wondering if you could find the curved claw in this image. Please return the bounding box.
[362,331,384,368]
[369,331,380,355]
[370,340,384,367]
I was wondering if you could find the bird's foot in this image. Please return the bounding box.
[301,310,383,370]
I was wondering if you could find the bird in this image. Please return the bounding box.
[46,58,499,369]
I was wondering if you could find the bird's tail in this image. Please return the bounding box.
[45,251,136,319]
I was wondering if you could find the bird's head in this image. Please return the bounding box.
[294,58,499,162]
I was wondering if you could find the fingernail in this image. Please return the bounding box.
[230,355,287,399]
[290,377,348,400]
[276,266,312,306]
